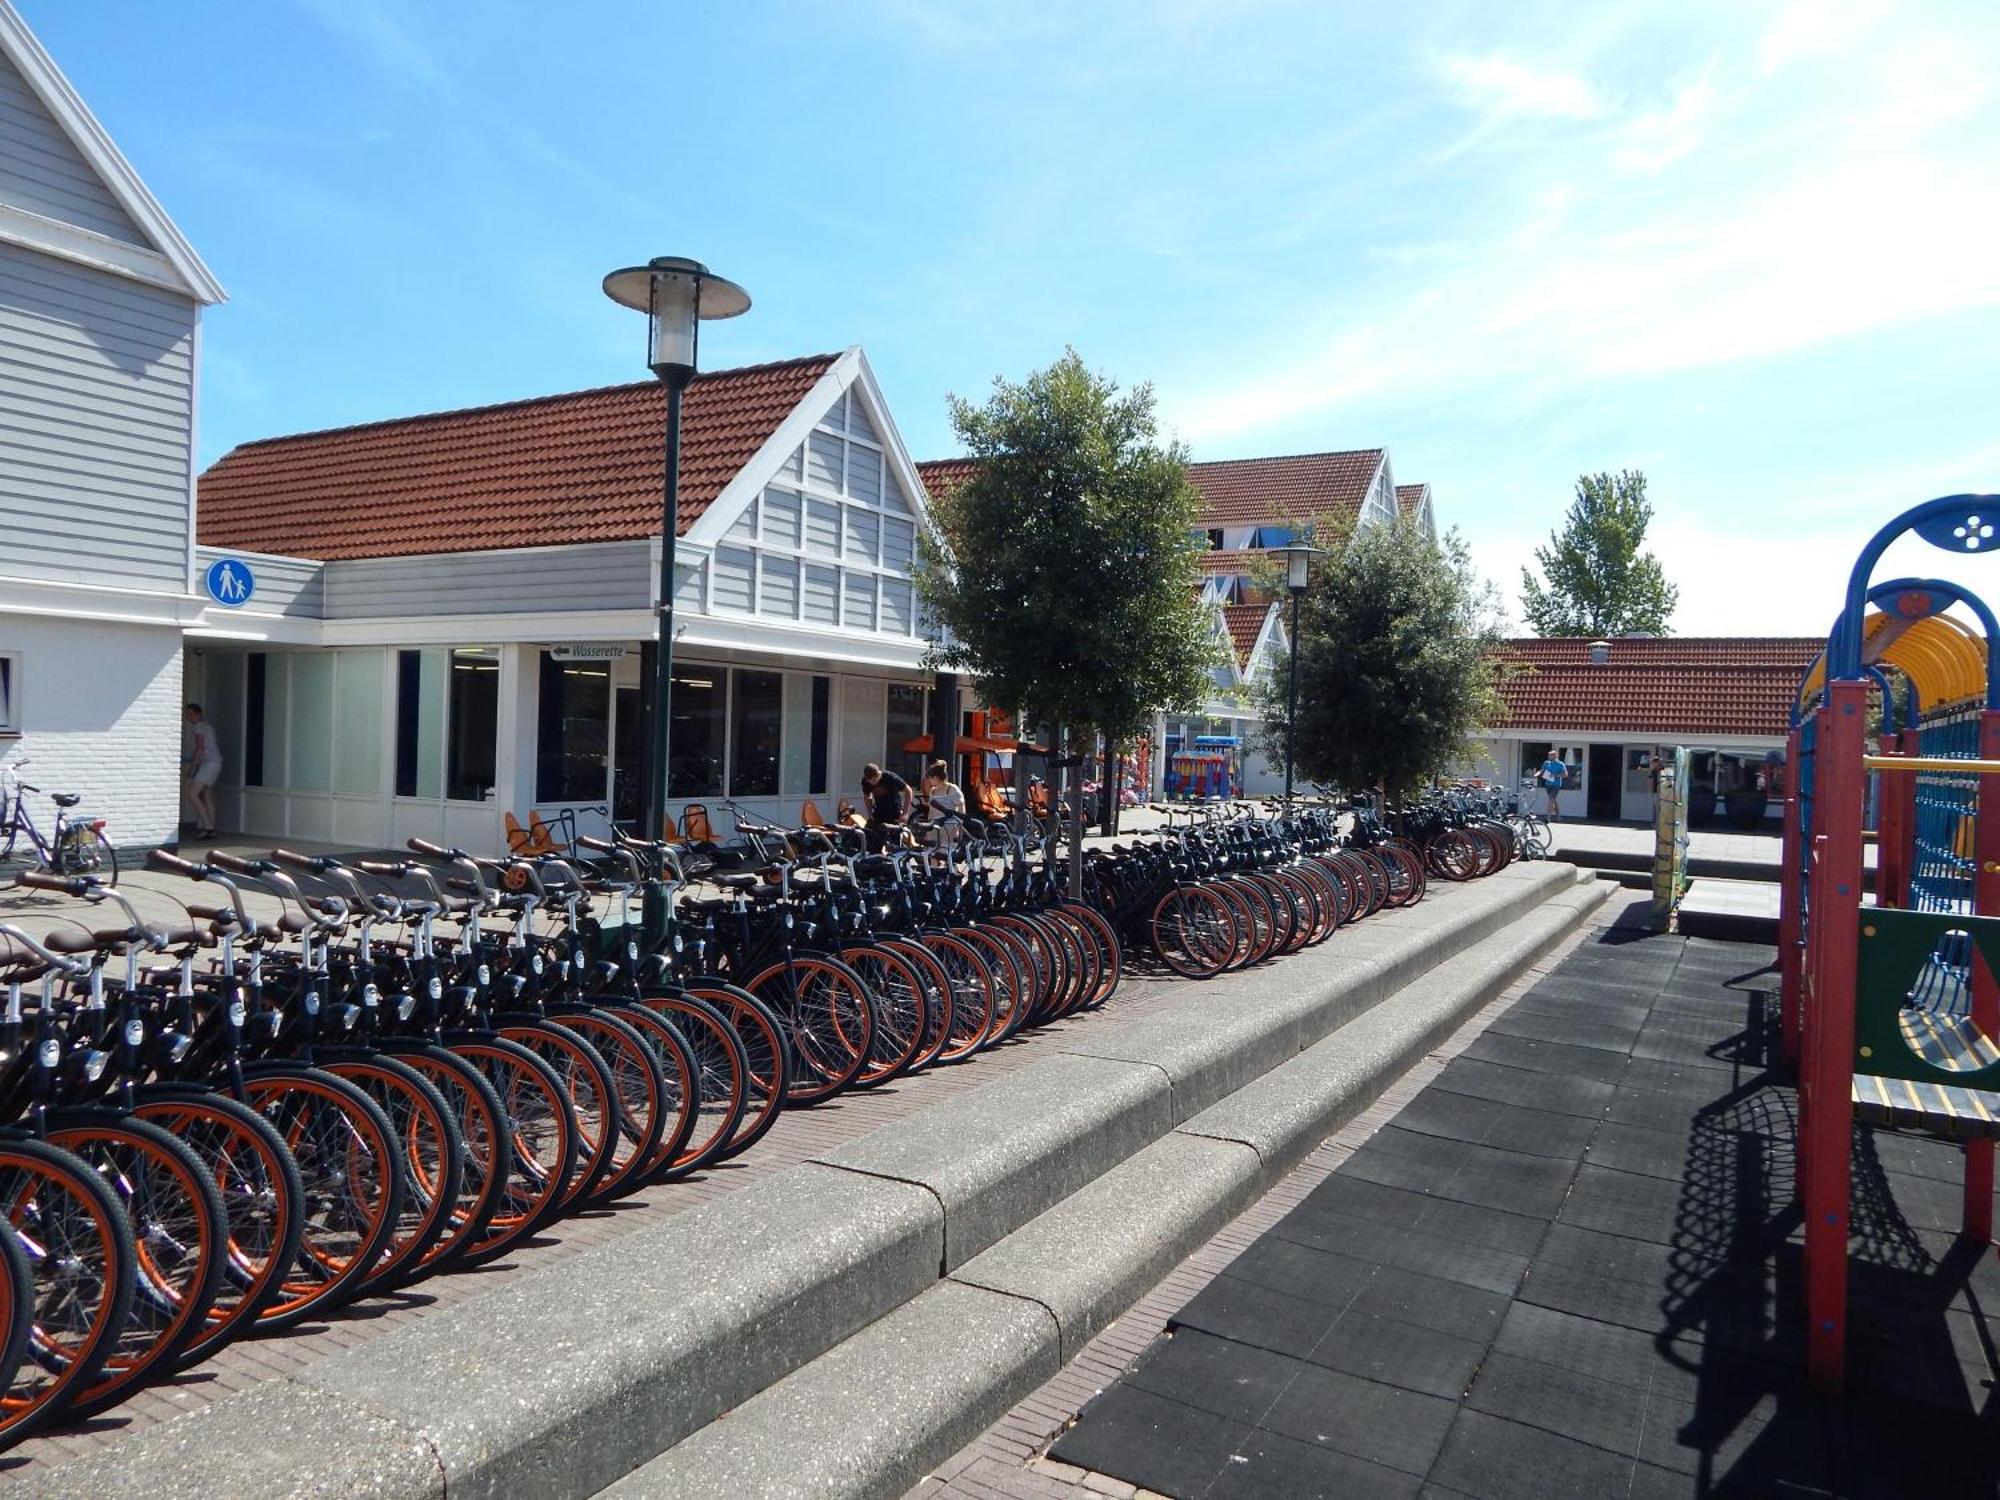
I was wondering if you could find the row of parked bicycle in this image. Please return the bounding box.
[0,793,1534,1445]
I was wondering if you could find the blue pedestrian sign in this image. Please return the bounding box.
[204,557,256,608]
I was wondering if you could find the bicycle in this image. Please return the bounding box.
[0,761,116,885]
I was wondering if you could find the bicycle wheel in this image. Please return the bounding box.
[44,1113,225,1417]
[1056,901,1123,1007]
[383,1042,512,1276]
[241,1065,404,1330]
[627,991,747,1174]
[0,1135,135,1443]
[55,825,117,886]
[843,944,931,1086]
[920,932,998,1064]
[951,926,1026,1050]
[1148,885,1234,979]
[879,938,956,1073]
[496,1017,620,1211]
[318,1052,463,1294]
[130,1088,304,1370]
[680,981,788,1160]
[446,1032,577,1267]
[0,1221,29,1404]
[746,954,875,1104]
[549,1007,673,1206]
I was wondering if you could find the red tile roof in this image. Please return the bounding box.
[1199,548,1260,575]
[1490,636,1822,739]
[1395,482,1428,518]
[198,354,840,560]
[1187,449,1383,528]
[916,449,1385,532]
[1221,603,1274,668]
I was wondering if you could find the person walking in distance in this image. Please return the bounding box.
[1537,751,1568,822]
[184,703,222,840]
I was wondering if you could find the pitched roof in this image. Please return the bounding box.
[1199,548,1261,576]
[915,449,1386,532]
[1489,636,1822,740]
[197,354,839,560]
[1395,483,1428,518]
[1221,603,1275,669]
[1187,450,1383,528]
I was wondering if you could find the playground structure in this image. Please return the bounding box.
[1781,493,2000,1394]
[1166,734,1242,800]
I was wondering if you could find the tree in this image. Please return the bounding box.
[1520,469,1678,636]
[914,350,1218,884]
[1255,518,1504,801]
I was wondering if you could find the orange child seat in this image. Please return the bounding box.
[800,799,826,828]
[504,810,570,856]
[681,804,716,843]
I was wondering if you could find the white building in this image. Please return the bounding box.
[188,348,951,850]
[0,2,225,852]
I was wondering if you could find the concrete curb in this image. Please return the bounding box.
[17,864,1586,1500]
[608,876,1611,1499]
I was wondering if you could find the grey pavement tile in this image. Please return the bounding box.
[1344,1263,1513,1346]
[1170,1273,1346,1361]
[1206,1426,1422,1500]
[1429,1056,1618,1119]
[1259,1361,1457,1477]
[1558,1162,1696,1246]
[1585,1120,1699,1181]
[1387,1088,1602,1160]
[1047,1383,1247,1498]
[1291,1174,1550,1257]
[1427,1410,1689,1500]
[1340,1128,1581,1222]
[1303,1309,1487,1400]
[1213,1235,1374,1312]
[1124,1327,1308,1427]
[1273,1201,1534,1296]
[1454,1031,1633,1086]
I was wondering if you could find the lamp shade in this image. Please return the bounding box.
[603,257,751,379]
[1271,540,1327,592]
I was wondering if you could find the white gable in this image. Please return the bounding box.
[0,2,223,303]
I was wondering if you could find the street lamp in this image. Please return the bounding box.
[602,257,750,841]
[1271,540,1326,811]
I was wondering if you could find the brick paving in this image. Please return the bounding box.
[899,892,1631,1500]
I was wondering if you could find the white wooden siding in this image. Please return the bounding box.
[193,547,325,617]
[0,240,194,591]
[320,540,654,619]
[0,52,144,245]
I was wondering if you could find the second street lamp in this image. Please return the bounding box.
[1271,540,1326,813]
[602,257,751,843]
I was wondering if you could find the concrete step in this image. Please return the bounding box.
[1676,876,1781,943]
[597,878,1612,1499]
[20,862,1598,1500]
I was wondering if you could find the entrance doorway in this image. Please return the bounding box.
[1587,742,1623,820]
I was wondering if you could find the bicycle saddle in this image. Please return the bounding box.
[51,792,81,808]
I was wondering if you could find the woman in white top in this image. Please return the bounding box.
[922,760,965,844]
[183,702,222,840]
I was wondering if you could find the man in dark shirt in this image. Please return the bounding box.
[861,762,912,853]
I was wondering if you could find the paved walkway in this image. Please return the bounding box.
[939,909,1996,1499]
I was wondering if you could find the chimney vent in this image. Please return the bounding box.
[1588,639,1611,665]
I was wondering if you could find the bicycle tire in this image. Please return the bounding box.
[380,1041,513,1276]
[446,1031,578,1265]
[626,991,748,1174]
[0,1135,135,1444]
[318,1051,463,1294]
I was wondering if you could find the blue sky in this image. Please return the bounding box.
[25,1,2000,634]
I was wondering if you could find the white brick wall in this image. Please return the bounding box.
[0,613,184,851]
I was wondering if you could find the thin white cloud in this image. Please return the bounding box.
[293,0,439,82]
[1437,52,1610,124]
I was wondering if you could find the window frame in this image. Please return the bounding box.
[0,651,21,736]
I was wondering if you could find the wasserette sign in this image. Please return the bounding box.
[549,643,627,662]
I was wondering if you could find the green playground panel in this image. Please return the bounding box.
[1854,905,2000,1088]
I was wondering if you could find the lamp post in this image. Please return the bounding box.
[602,257,750,841]
[1271,540,1326,811]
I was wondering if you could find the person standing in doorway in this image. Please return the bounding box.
[1538,751,1568,821]
[184,703,222,840]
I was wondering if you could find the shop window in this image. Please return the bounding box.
[780,674,832,796]
[0,653,16,735]
[729,669,782,797]
[394,647,496,801]
[886,683,928,784]
[245,652,268,786]
[1521,742,1582,790]
[670,669,724,798]
[536,652,612,803]
[446,649,499,801]
[333,650,383,796]
[810,676,830,795]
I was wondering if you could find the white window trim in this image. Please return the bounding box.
[0,651,19,735]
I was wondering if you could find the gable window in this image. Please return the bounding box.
[0,653,17,735]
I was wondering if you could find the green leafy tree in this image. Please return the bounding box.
[914,350,1218,883]
[1520,469,1678,636]
[1256,519,1503,800]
